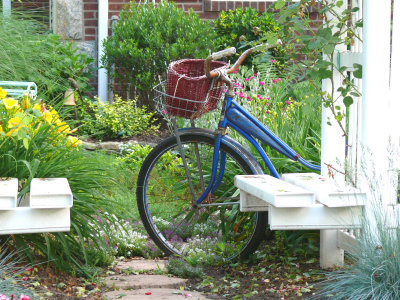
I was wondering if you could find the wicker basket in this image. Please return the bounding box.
[165,59,227,119]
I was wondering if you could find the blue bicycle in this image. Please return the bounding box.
[136,43,320,261]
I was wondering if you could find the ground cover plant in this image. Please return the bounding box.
[76,95,160,141]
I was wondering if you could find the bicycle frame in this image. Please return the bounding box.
[193,95,321,206]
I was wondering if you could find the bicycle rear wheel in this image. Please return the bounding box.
[136,130,267,261]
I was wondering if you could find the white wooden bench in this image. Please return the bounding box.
[234,173,366,266]
[0,178,72,234]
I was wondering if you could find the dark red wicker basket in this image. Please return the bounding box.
[165,59,227,119]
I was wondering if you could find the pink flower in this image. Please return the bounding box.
[233,69,238,73]
[277,78,282,81]
[247,96,251,101]
[245,78,250,81]
[266,102,269,106]
[257,94,262,99]
[266,110,270,114]
[239,91,244,98]
[272,79,278,83]
[283,108,287,111]
[253,73,257,76]
[259,81,265,85]
[20,296,30,300]
[249,76,255,79]
[0,295,9,300]
[270,59,277,63]
[266,97,270,100]
[161,109,167,114]
[234,92,237,95]
[285,101,291,105]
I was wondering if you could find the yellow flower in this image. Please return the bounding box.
[67,136,82,148]
[0,88,7,99]
[2,98,19,110]
[43,111,53,124]
[33,103,42,111]
[6,117,23,136]
[57,121,71,134]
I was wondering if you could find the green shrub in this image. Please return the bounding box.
[214,8,286,68]
[77,96,160,140]
[0,14,94,103]
[101,1,216,105]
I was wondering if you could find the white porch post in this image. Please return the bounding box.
[319,3,347,269]
[361,0,392,194]
[98,0,109,103]
[2,0,11,17]
[390,0,400,144]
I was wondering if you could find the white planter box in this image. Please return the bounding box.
[0,207,70,234]
[0,178,18,209]
[30,178,73,208]
[235,175,315,208]
[282,173,366,207]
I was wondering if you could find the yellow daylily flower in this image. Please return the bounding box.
[2,98,19,110]
[43,111,53,124]
[67,136,82,148]
[33,103,42,111]
[6,116,23,136]
[57,121,71,134]
[0,88,7,99]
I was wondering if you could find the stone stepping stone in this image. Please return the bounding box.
[103,288,212,300]
[105,274,186,290]
[116,259,167,272]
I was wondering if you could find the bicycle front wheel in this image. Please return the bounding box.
[136,131,267,261]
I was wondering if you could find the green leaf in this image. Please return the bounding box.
[23,138,29,150]
[275,0,285,10]
[351,7,360,12]
[317,68,333,79]
[336,1,344,7]
[343,96,354,107]
[353,63,362,79]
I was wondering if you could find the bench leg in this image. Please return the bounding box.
[320,230,344,269]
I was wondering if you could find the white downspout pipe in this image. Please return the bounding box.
[2,0,11,17]
[98,0,108,102]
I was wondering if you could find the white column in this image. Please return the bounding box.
[2,0,11,17]
[361,0,392,194]
[98,0,109,102]
[390,0,400,145]
[320,3,347,269]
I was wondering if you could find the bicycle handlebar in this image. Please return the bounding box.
[205,40,282,79]
[211,47,236,60]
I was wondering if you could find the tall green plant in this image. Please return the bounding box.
[0,13,94,102]
[101,1,216,105]
[0,93,124,276]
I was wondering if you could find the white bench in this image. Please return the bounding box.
[0,178,72,234]
[235,173,366,267]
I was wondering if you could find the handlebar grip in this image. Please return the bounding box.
[253,40,283,52]
[211,47,236,60]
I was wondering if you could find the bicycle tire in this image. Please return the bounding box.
[136,129,268,261]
